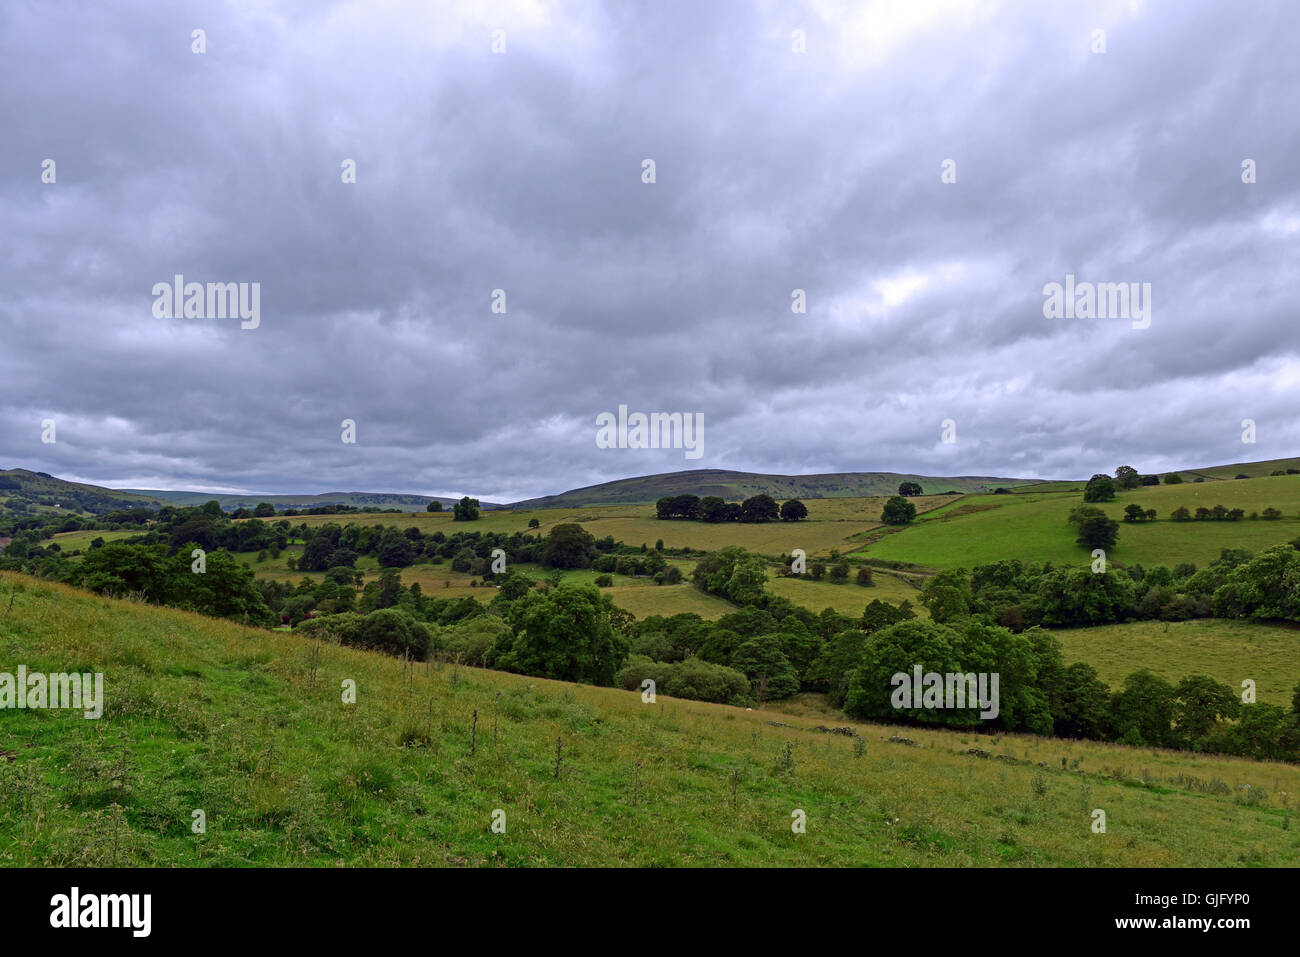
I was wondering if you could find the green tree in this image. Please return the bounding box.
[897,481,923,496]
[1173,675,1241,742]
[730,635,799,700]
[426,501,443,512]
[779,498,808,521]
[453,496,480,521]
[1082,474,1116,502]
[486,584,629,685]
[1075,515,1119,551]
[880,495,917,525]
[541,523,598,569]
[739,494,779,523]
[1113,465,1141,490]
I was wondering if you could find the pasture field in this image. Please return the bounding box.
[1,571,1296,867]
[858,475,1300,571]
[1056,619,1300,706]
[271,495,958,557]
[766,570,925,618]
[50,528,139,552]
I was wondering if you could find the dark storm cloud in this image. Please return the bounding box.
[1,0,1297,501]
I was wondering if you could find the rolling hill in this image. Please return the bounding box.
[505,468,1046,509]
[118,490,505,512]
[0,469,165,515]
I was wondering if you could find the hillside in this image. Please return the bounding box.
[0,571,1296,866]
[119,490,505,513]
[859,473,1300,570]
[0,469,164,516]
[506,468,1046,509]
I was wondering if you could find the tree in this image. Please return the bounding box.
[855,566,874,587]
[1173,675,1241,742]
[739,494,779,523]
[1162,473,1184,484]
[898,481,923,497]
[779,499,808,522]
[426,501,443,512]
[1123,503,1146,523]
[1056,662,1112,739]
[880,495,917,525]
[730,635,799,701]
[1113,466,1141,490]
[541,523,598,569]
[453,496,480,521]
[253,502,276,517]
[1082,474,1116,503]
[1170,506,1191,521]
[485,584,629,685]
[1075,515,1119,550]
[699,496,730,523]
[376,527,415,567]
[1109,670,1178,747]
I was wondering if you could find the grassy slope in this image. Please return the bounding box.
[1,572,1297,867]
[1057,619,1300,706]
[858,476,1300,570]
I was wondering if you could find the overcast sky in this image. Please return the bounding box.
[2,0,1297,502]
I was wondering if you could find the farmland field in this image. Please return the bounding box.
[1056,619,1300,706]
[277,495,959,557]
[858,476,1300,570]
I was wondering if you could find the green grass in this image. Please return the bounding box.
[50,529,140,553]
[1,571,1298,866]
[1056,619,1300,706]
[858,475,1300,570]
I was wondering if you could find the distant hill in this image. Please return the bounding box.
[119,490,505,513]
[503,468,1047,509]
[0,468,165,515]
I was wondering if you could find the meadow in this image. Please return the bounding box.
[1,571,1296,867]
[858,475,1300,570]
[1056,618,1300,706]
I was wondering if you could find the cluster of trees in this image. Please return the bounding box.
[655,494,807,523]
[842,615,1300,758]
[65,542,273,625]
[1170,505,1283,521]
[914,546,1300,631]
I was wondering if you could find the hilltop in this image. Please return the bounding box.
[0,469,164,516]
[120,489,505,513]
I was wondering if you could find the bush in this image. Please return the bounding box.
[594,574,613,587]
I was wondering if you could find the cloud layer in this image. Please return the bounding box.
[2,0,1297,500]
